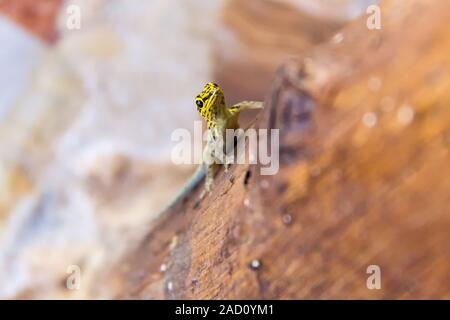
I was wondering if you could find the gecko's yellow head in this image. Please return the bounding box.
[195,82,225,127]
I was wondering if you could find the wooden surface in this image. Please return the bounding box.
[109,0,450,299]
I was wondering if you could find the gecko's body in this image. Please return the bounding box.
[162,82,263,211]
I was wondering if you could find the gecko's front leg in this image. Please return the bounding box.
[199,163,217,199]
[199,132,217,199]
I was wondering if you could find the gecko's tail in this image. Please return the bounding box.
[158,165,206,214]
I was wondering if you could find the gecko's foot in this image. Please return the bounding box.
[198,188,211,202]
[224,163,235,183]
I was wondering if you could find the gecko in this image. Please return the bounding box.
[162,82,263,212]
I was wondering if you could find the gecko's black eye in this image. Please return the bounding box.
[196,100,203,108]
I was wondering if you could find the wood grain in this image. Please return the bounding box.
[107,0,450,299]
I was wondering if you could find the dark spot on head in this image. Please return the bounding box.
[282,213,292,225]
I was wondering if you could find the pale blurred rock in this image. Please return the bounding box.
[0,17,44,119]
[0,0,221,298]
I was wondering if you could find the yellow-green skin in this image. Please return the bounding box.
[195,82,240,130]
[162,83,263,212]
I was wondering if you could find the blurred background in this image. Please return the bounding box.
[0,0,380,298]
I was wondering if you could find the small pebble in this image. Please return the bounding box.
[397,104,415,125]
[160,264,167,272]
[244,198,251,208]
[332,33,344,44]
[362,112,378,128]
[282,214,292,225]
[167,281,173,291]
[250,259,261,270]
